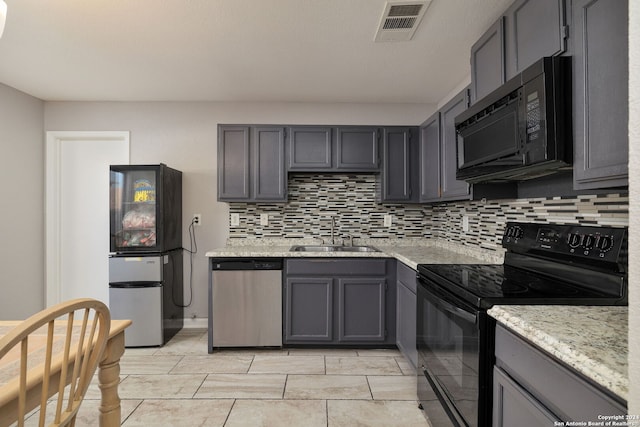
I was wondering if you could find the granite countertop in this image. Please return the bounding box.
[488,305,628,401]
[205,238,504,269]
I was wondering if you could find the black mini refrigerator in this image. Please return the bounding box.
[108,164,184,347]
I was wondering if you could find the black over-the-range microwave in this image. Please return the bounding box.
[455,56,572,183]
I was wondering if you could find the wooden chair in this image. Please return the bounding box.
[0,298,111,427]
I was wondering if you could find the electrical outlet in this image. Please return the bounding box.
[462,215,469,232]
[193,214,202,226]
[260,213,269,226]
[384,214,392,227]
[230,213,240,226]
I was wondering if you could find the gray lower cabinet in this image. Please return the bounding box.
[378,127,418,203]
[217,125,286,202]
[284,258,395,345]
[420,88,471,203]
[287,126,380,172]
[493,325,626,426]
[395,262,417,370]
[572,0,628,190]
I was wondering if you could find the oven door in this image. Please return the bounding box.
[417,276,491,427]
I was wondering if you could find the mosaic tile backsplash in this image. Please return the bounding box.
[228,174,628,253]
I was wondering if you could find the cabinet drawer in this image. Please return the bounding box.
[495,325,625,421]
[285,259,388,276]
[396,262,417,294]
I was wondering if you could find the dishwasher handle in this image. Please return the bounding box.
[210,258,283,270]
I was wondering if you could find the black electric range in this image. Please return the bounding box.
[416,222,627,427]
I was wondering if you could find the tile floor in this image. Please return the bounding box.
[75,328,432,426]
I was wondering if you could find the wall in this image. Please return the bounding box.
[0,84,45,319]
[628,0,639,414]
[43,101,433,321]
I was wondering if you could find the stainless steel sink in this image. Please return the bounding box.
[289,245,379,253]
[335,246,379,252]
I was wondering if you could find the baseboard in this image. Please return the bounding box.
[182,317,208,329]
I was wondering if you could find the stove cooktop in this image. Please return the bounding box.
[417,263,626,309]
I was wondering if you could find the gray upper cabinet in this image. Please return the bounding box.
[441,89,471,200]
[336,127,380,171]
[288,126,333,170]
[379,127,418,203]
[419,112,441,202]
[504,0,567,80]
[218,125,286,202]
[572,0,629,190]
[419,89,471,203]
[470,17,505,104]
[218,126,250,200]
[287,126,380,172]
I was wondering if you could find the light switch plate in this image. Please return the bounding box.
[230,213,240,227]
[384,214,392,227]
[462,215,469,232]
[260,213,269,226]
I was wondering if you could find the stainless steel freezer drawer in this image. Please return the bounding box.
[110,285,163,347]
[109,256,162,283]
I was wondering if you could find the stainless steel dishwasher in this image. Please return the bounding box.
[208,258,283,351]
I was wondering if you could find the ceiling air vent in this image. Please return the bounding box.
[374,0,431,42]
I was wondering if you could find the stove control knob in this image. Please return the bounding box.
[567,233,582,248]
[596,235,614,252]
[583,235,596,250]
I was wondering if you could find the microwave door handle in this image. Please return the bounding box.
[426,287,478,324]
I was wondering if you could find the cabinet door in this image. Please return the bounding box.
[380,127,416,202]
[396,268,417,369]
[217,126,250,201]
[253,127,286,201]
[493,367,560,427]
[288,127,332,170]
[470,17,505,103]
[572,0,628,189]
[336,127,380,171]
[338,278,386,342]
[419,112,441,202]
[284,277,333,342]
[440,89,471,201]
[505,0,567,80]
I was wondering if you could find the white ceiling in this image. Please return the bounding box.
[0,0,511,103]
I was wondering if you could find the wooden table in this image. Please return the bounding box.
[0,319,131,427]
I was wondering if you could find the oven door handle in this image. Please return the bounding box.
[424,285,478,324]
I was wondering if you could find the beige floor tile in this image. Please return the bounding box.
[225,399,327,427]
[153,336,210,356]
[195,373,286,399]
[122,399,233,427]
[328,400,429,427]
[118,374,206,399]
[170,354,254,374]
[249,354,325,374]
[356,348,402,357]
[23,399,141,427]
[368,375,418,400]
[285,374,371,400]
[120,354,183,374]
[395,356,417,375]
[326,356,402,375]
[288,348,359,356]
[123,346,160,356]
